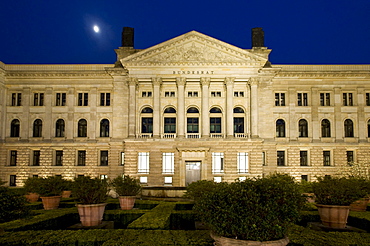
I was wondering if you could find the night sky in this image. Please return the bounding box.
[1,0,369,65]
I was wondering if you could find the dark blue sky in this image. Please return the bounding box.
[1,0,369,64]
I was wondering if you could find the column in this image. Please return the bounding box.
[201,77,210,137]
[250,78,259,138]
[152,77,162,138]
[177,77,186,138]
[225,77,235,138]
[128,77,137,138]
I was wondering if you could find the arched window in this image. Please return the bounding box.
[210,107,222,113]
[100,119,109,137]
[321,119,331,137]
[187,107,199,113]
[78,119,87,137]
[55,119,65,137]
[298,119,308,137]
[233,107,244,113]
[368,120,370,138]
[141,107,153,113]
[164,107,176,113]
[276,119,285,137]
[344,119,354,137]
[10,119,20,137]
[33,119,42,137]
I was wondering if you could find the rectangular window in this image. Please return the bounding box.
[187,118,199,133]
[56,93,66,106]
[234,91,244,97]
[237,152,249,173]
[297,93,308,106]
[121,152,125,166]
[164,118,176,133]
[162,153,174,174]
[10,175,16,187]
[320,93,330,106]
[77,150,86,166]
[300,151,308,166]
[210,117,221,133]
[10,150,17,166]
[323,151,331,166]
[11,93,22,106]
[78,93,88,106]
[211,91,221,97]
[212,152,224,173]
[277,151,285,166]
[33,150,40,166]
[262,152,266,166]
[164,91,175,97]
[275,93,285,106]
[100,150,108,166]
[138,152,149,173]
[100,93,111,106]
[346,151,354,165]
[301,175,308,182]
[187,91,198,97]
[33,93,44,106]
[142,91,152,97]
[55,150,63,166]
[343,93,353,106]
[366,93,370,106]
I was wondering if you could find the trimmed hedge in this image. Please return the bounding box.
[0,229,214,246]
[128,202,176,229]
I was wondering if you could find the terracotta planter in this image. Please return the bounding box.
[77,203,107,226]
[350,198,369,212]
[62,190,72,198]
[316,204,350,229]
[210,232,289,246]
[40,196,61,210]
[118,196,136,210]
[25,193,39,202]
[302,193,315,203]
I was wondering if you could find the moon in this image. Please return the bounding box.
[93,25,100,33]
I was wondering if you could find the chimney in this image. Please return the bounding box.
[252,27,264,48]
[122,27,134,47]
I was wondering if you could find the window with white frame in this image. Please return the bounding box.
[237,152,249,173]
[164,177,173,185]
[162,153,174,174]
[138,152,149,173]
[121,152,125,166]
[212,152,224,173]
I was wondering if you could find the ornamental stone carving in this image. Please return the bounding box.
[200,77,210,87]
[176,77,186,87]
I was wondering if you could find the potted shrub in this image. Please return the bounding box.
[194,174,303,245]
[111,175,141,210]
[299,180,315,203]
[35,176,64,210]
[23,176,41,202]
[61,179,73,198]
[72,176,109,226]
[312,176,368,228]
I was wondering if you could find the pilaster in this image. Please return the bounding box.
[225,77,235,137]
[152,77,162,138]
[201,77,210,137]
[176,77,186,138]
[128,77,138,138]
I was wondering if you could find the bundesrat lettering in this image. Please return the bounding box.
[173,70,214,75]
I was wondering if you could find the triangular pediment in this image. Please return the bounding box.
[120,31,267,66]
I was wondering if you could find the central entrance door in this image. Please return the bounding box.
[185,161,201,186]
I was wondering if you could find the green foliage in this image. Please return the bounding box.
[60,179,73,191]
[299,180,314,193]
[312,176,368,205]
[184,180,217,202]
[72,176,108,204]
[23,176,42,194]
[194,173,304,242]
[110,175,142,196]
[0,179,30,223]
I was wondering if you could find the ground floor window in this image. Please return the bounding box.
[138,152,149,173]
[237,152,249,173]
[212,152,224,173]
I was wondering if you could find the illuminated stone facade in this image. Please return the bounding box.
[1,29,370,187]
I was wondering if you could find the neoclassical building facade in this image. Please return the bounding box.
[1,28,370,187]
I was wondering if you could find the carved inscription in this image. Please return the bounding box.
[173,70,214,75]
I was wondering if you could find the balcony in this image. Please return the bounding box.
[186,133,200,139]
[234,133,248,138]
[161,133,176,139]
[210,133,224,138]
[137,133,153,139]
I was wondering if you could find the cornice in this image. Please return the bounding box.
[275,71,370,78]
[5,71,111,79]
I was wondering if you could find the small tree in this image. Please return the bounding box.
[72,176,108,204]
[111,175,141,196]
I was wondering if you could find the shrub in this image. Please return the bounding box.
[184,180,217,202]
[23,176,42,194]
[312,176,368,206]
[72,176,108,204]
[0,179,30,223]
[34,176,65,197]
[111,175,141,196]
[194,173,304,242]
